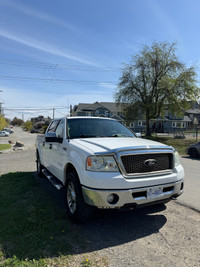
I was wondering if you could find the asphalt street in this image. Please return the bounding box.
[178,157,200,211]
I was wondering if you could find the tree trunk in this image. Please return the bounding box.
[145,116,151,137]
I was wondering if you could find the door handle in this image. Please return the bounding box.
[49,144,52,149]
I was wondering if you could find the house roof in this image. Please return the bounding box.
[163,115,191,122]
[72,102,125,113]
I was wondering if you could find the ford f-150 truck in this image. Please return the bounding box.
[36,117,184,222]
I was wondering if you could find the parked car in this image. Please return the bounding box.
[3,128,14,134]
[0,131,10,137]
[30,129,40,133]
[185,142,200,158]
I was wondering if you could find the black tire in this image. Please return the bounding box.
[188,148,199,158]
[36,152,44,177]
[65,172,94,223]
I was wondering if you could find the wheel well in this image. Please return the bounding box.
[64,163,79,184]
[189,147,197,152]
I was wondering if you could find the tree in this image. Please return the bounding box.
[115,41,200,136]
[0,116,8,130]
[24,120,33,131]
[11,117,24,126]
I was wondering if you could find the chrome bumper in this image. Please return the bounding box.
[82,179,184,209]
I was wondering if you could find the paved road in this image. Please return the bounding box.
[0,127,37,174]
[0,126,37,149]
[178,157,200,211]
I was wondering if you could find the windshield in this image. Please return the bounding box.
[67,118,135,139]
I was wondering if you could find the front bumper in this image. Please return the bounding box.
[82,179,184,209]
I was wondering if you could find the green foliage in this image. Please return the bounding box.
[115,41,200,136]
[145,135,196,155]
[42,125,48,134]
[24,120,33,131]
[0,116,8,130]
[11,117,24,126]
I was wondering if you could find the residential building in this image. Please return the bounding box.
[70,101,199,133]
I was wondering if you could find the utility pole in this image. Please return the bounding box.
[0,90,3,116]
[53,108,55,119]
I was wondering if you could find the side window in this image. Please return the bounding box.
[55,120,64,138]
[47,120,58,133]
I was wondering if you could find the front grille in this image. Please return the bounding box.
[121,153,173,175]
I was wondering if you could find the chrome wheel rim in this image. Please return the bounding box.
[67,182,76,214]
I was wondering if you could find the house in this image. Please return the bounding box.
[70,101,199,133]
[185,109,200,125]
[30,116,51,129]
[70,102,125,122]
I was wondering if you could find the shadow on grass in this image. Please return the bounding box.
[0,171,167,262]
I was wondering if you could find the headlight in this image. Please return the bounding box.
[86,156,119,172]
[174,150,181,166]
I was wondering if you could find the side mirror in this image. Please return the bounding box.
[45,132,63,143]
[135,132,142,138]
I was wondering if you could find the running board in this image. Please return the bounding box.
[42,169,64,190]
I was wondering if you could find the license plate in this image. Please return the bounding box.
[147,187,163,199]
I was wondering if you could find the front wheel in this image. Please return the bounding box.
[188,148,199,158]
[65,172,94,223]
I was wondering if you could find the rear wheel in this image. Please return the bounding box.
[188,148,199,158]
[65,172,94,223]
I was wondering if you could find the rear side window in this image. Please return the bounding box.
[55,120,64,138]
[47,120,58,133]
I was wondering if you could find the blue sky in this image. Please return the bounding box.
[0,0,200,120]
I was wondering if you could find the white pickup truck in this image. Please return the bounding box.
[36,117,184,222]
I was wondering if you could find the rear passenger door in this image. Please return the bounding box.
[50,119,65,179]
[44,120,59,173]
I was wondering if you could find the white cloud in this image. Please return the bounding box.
[99,82,117,90]
[1,0,76,32]
[0,28,97,66]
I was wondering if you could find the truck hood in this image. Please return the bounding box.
[72,137,172,154]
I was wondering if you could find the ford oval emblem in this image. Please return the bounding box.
[144,159,157,167]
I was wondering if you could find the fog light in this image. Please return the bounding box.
[180,183,184,191]
[107,194,119,204]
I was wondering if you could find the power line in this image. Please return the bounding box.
[0,74,117,84]
[0,58,121,72]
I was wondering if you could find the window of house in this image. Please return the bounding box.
[138,120,146,126]
[172,122,176,128]
[104,110,109,117]
[172,122,186,128]
[129,122,134,128]
[95,110,99,116]
[86,112,92,116]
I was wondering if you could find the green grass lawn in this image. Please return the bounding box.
[145,136,196,156]
[0,172,106,267]
[0,144,12,151]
